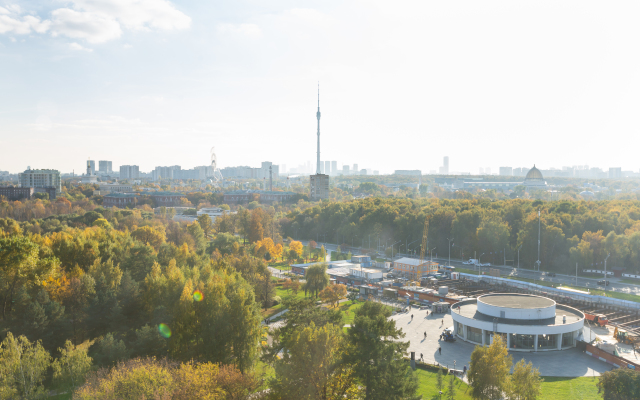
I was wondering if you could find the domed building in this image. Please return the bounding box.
[523,165,547,187]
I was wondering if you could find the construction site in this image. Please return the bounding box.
[414,272,640,367]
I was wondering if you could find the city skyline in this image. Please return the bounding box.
[2,1,640,173]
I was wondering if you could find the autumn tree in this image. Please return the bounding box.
[249,209,265,243]
[0,333,51,399]
[507,359,542,400]
[269,323,361,400]
[197,214,215,238]
[52,340,93,392]
[289,240,303,258]
[319,284,347,307]
[468,335,512,400]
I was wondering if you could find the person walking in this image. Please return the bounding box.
[424,331,427,339]
[420,353,424,361]
[411,314,414,320]
[438,347,442,355]
[442,319,444,326]
[463,365,467,375]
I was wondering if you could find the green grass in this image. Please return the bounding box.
[48,394,72,400]
[413,369,473,399]
[538,376,600,400]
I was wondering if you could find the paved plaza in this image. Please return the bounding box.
[390,307,611,377]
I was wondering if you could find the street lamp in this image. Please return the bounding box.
[447,238,454,266]
[604,253,611,291]
[391,240,401,260]
[517,245,522,270]
[430,247,436,263]
[536,209,541,272]
[478,253,485,275]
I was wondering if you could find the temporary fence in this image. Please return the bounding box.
[459,273,640,310]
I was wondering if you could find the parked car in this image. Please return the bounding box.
[597,280,610,286]
[463,259,478,265]
[479,263,491,267]
[547,273,557,277]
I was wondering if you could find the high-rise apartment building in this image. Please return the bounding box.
[342,165,350,175]
[19,168,62,193]
[325,161,331,176]
[353,164,358,174]
[609,167,622,179]
[310,174,329,200]
[319,162,325,174]
[499,167,513,176]
[331,161,337,176]
[119,165,140,180]
[443,156,449,175]
[99,160,112,173]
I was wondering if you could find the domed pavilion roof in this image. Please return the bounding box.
[523,165,547,187]
[525,165,544,181]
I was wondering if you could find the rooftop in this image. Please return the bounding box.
[394,257,437,266]
[479,293,555,309]
[455,301,582,326]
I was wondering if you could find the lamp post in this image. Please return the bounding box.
[447,238,454,266]
[478,253,485,275]
[536,209,541,272]
[517,245,522,270]
[604,253,610,291]
[430,247,436,263]
[391,240,401,260]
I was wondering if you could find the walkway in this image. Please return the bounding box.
[390,307,611,377]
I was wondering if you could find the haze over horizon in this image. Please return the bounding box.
[2,0,640,174]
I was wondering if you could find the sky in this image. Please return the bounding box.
[2,1,640,175]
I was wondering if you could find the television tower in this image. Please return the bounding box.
[316,82,321,175]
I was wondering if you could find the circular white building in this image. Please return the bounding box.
[451,293,584,351]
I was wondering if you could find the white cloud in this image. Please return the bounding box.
[0,0,190,43]
[72,0,191,31]
[69,42,93,51]
[51,8,122,43]
[217,23,262,38]
[0,13,49,35]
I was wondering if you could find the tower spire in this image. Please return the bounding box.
[316,82,321,175]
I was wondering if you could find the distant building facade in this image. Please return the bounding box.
[119,165,140,180]
[99,161,113,174]
[609,167,622,179]
[150,192,185,206]
[103,193,139,208]
[310,174,329,200]
[97,184,133,195]
[19,168,62,194]
[0,186,34,200]
[220,162,279,180]
[499,167,513,176]
[223,190,295,204]
[394,170,421,176]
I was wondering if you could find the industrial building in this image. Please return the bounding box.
[393,257,439,279]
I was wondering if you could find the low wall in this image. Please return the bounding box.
[585,343,640,370]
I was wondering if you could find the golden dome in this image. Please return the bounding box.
[525,165,544,181]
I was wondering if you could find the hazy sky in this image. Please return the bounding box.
[2,1,640,174]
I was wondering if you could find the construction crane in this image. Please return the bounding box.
[420,216,430,264]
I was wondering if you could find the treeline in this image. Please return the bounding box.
[283,198,640,274]
[0,205,281,397]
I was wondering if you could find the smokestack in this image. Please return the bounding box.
[316,83,321,175]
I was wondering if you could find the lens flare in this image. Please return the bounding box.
[158,323,172,338]
[193,290,204,302]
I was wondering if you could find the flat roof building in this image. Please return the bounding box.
[310,174,329,200]
[393,257,439,279]
[19,168,62,194]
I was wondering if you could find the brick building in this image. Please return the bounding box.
[150,192,185,207]
[103,193,139,208]
[0,186,34,200]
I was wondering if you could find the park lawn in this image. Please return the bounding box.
[263,285,309,318]
[538,376,600,400]
[413,369,473,400]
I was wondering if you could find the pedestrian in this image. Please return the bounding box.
[411,314,414,320]
[442,319,444,325]
[463,365,467,375]
[439,347,442,355]
[424,331,427,339]
[420,353,424,361]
